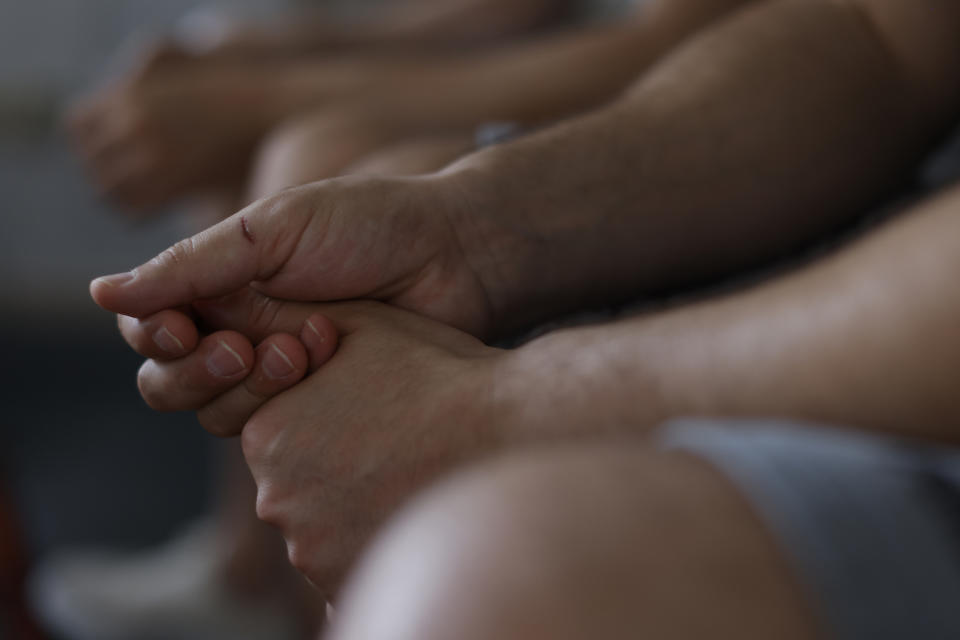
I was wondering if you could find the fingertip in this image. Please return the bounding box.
[136,330,255,415]
[152,325,186,355]
[90,277,110,308]
[89,278,102,306]
[151,311,199,356]
[105,217,267,318]
[90,271,138,311]
[118,309,199,358]
[258,333,307,383]
[193,334,306,439]
[205,332,255,379]
[300,313,339,371]
[136,358,160,409]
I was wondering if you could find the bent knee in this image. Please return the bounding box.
[343,134,476,178]
[249,109,399,200]
[329,444,819,640]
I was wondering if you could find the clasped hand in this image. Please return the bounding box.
[90,176,514,592]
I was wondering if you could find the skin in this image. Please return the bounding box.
[115,293,340,437]
[113,175,960,600]
[68,0,757,212]
[83,105,486,639]
[66,60,378,211]
[90,0,960,332]
[90,0,960,616]
[447,0,960,331]
[237,301,502,592]
[201,0,570,57]
[243,110,476,202]
[94,174,495,334]
[326,446,822,640]
[501,183,960,446]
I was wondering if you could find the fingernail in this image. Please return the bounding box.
[262,343,295,380]
[207,340,246,378]
[94,271,137,288]
[305,318,326,343]
[152,326,185,354]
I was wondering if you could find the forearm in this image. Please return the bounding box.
[207,0,565,57]
[331,0,566,48]
[267,0,755,133]
[447,0,960,332]
[368,0,758,128]
[505,184,960,446]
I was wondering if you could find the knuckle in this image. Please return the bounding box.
[249,296,283,336]
[260,188,301,223]
[154,237,196,270]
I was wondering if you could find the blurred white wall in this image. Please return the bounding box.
[0,1,287,93]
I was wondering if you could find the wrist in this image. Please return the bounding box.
[436,151,544,336]
[492,322,670,445]
[441,135,618,335]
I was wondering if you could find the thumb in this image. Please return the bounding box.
[90,200,303,318]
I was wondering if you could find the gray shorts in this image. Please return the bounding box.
[657,419,960,640]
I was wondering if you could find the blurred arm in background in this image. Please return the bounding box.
[183,0,572,57]
[66,0,756,214]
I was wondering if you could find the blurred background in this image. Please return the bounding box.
[0,1,296,637]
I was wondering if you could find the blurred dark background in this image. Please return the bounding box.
[0,2,296,637]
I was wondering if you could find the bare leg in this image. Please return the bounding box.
[327,445,822,640]
[191,110,475,226]
[248,110,475,200]
[185,187,247,233]
[179,107,393,229]
[343,135,477,178]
